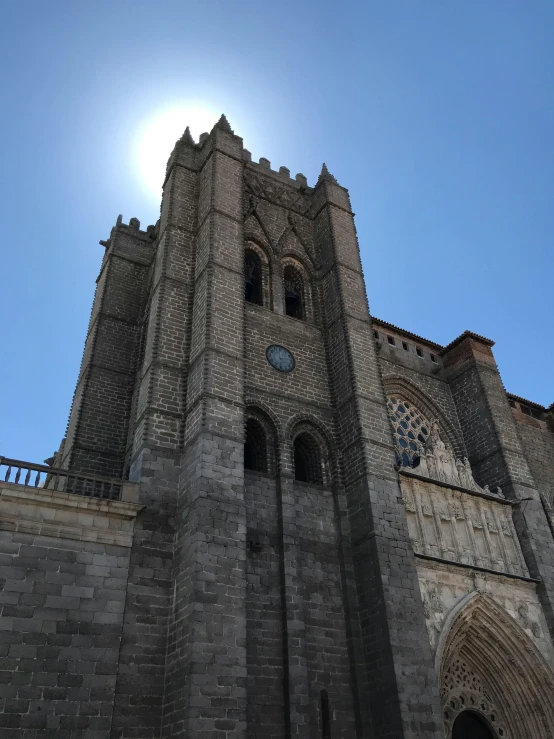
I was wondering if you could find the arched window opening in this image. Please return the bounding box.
[452,711,495,739]
[386,396,430,469]
[244,418,267,473]
[245,251,262,305]
[294,432,323,484]
[283,265,304,319]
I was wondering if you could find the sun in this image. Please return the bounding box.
[137,104,219,198]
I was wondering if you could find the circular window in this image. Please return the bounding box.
[387,397,430,468]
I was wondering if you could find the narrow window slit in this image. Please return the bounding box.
[320,689,331,739]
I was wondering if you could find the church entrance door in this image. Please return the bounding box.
[452,710,495,739]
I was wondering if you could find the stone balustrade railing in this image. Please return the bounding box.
[0,456,138,503]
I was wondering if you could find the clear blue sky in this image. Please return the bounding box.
[1,0,553,464]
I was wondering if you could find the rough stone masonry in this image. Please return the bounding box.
[1,115,554,739]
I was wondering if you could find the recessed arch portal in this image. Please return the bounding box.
[452,711,495,739]
[439,593,554,739]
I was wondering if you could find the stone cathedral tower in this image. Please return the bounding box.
[2,115,554,739]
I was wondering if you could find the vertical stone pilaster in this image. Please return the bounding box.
[162,120,249,739]
[130,133,198,462]
[278,449,310,739]
[111,132,201,739]
[314,171,444,739]
[443,333,554,639]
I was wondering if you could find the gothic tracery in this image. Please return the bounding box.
[439,595,554,739]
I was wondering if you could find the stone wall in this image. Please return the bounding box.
[375,323,466,458]
[12,118,554,739]
[0,483,141,738]
[511,403,554,507]
[63,220,155,479]
[244,471,285,739]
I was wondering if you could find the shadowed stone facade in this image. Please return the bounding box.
[2,116,554,738]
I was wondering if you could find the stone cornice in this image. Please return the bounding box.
[371,317,443,351]
[414,553,539,583]
[0,483,143,548]
[399,469,515,506]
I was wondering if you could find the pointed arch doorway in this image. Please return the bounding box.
[438,593,554,739]
[452,711,495,739]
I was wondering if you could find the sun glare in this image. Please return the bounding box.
[137,105,219,198]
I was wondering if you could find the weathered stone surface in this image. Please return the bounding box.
[4,120,554,739]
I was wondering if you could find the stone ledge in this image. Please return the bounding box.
[415,552,540,584]
[399,469,515,505]
[0,483,143,547]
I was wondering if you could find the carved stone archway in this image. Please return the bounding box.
[439,593,554,738]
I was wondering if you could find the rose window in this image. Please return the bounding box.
[387,397,430,467]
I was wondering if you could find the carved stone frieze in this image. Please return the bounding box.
[420,581,445,643]
[400,476,528,577]
[244,168,313,216]
[517,601,542,638]
[441,656,510,738]
[433,585,554,739]
[410,420,504,498]
[416,561,553,673]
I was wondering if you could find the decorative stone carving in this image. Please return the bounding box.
[501,519,512,536]
[403,488,416,512]
[517,601,542,638]
[400,475,528,577]
[420,580,445,645]
[419,421,498,496]
[441,656,509,738]
[244,168,313,216]
[518,601,530,627]
[450,500,464,520]
[438,593,554,739]
[387,397,503,499]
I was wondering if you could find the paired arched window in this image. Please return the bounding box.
[244,418,268,473]
[244,244,311,321]
[386,396,430,468]
[283,265,304,319]
[244,250,262,305]
[293,432,323,484]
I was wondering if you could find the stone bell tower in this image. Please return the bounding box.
[59,115,445,738]
[6,113,554,739]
